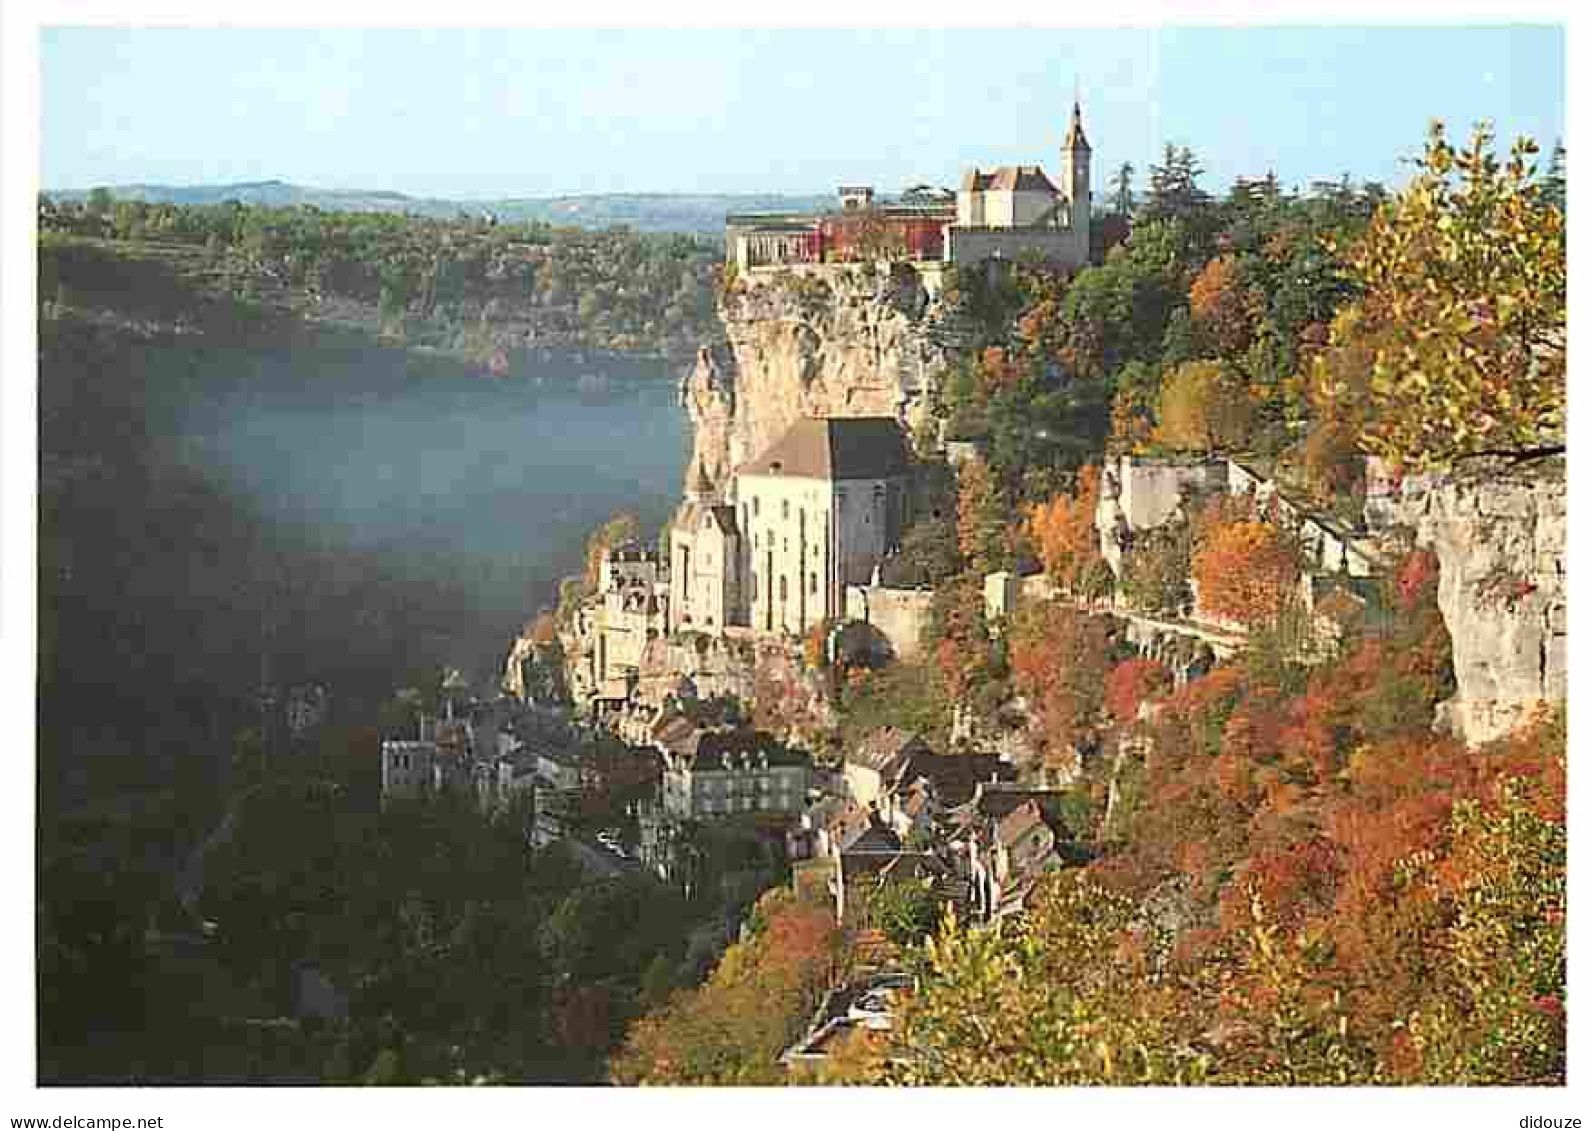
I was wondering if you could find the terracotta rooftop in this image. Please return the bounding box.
[960,165,1062,194]
[739,417,914,482]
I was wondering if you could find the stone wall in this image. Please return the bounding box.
[844,583,935,661]
[942,226,1086,270]
[1095,456,1228,577]
[1376,458,1567,747]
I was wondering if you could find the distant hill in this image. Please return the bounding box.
[45,180,835,236]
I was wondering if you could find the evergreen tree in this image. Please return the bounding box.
[1544,140,1566,211]
[1111,161,1135,216]
[1144,144,1209,222]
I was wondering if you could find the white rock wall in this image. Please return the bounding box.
[1379,459,1567,747]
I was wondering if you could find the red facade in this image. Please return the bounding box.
[817,211,949,263]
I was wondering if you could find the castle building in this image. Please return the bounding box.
[725,100,1093,272]
[669,417,915,637]
[942,100,1092,268]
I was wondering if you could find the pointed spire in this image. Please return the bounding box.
[1064,97,1091,154]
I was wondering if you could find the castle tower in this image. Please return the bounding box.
[1061,100,1092,254]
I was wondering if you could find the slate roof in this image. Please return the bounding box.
[830,806,901,853]
[691,729,811,770]
[911,752,1017,808]
[739,417,914,482]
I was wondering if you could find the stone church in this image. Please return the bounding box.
[669,417,915,637]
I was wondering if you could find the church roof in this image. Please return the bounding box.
[740,417,914,481]
[960,165,1061,194]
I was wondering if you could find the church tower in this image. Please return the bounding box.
[1061,100,1092,259]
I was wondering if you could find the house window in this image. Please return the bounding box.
[780,575,789,602]
[809,572,818,594]
[753,496,761,517]
[750,571,759,601]
[782,499,790,520]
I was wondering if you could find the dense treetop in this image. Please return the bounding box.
[40,193,722,357]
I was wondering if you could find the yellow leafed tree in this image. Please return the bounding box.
[1316,121,1565,470]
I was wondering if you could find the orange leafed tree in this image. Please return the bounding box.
[976,346,1022,396]
[1009,604,1112,762]
[1103,657,1171,722]
[1025,465,1109,599]
[1191,519,1301,628]
[526,610,559,644]
[1188,254,1262,356]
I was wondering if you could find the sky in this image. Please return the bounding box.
[38,24,1565,200]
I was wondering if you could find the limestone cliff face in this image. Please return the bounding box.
[682,265,952,487]
[1371,458,1567,747]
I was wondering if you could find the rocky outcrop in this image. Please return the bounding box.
[634,633,835,749]
[1375,457,1567,747]
[681,264,951,488]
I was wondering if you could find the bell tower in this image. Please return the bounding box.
[1061,99,1092,259]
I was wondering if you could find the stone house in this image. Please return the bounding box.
[569,541,672,709]
[380,740,437,804]
[657,728,812,821]
[948,784,1084,922]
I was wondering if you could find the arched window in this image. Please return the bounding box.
[779,575,788,602]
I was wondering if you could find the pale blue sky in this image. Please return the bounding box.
[41,26,1565,199]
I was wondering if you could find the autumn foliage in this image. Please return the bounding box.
[1188,254,1263,356]
[1190,517,1302,627]
[1318,122,1566,469]
[1103,658,1172,722]
[1009,605,1112,767]
[849,496,1563,1084]
[1025,464,1110,599]
[610,888,840,1084]
[955,457,1012,576]
[1152,360,1255,453]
